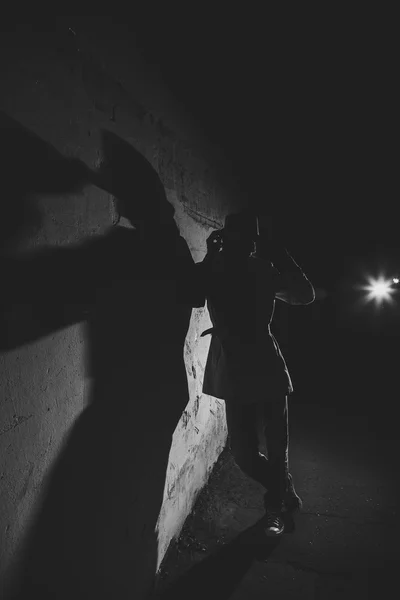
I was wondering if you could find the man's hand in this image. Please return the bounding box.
[206,230,223,258]
[257,215,286,246]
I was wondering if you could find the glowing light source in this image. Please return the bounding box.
[393,277,399,284]
[361,276,396,306]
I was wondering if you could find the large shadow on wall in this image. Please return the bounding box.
[1,116,201,599]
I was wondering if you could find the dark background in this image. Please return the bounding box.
[130,15,397,276]
[6,13,397,415]
[128,13,398,420]
[1,16,397,597]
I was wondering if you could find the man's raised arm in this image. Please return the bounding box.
[269,246,315,305]
[257,216,315,305]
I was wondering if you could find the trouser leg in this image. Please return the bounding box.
[261,394,289,509]
[224,400,270,489]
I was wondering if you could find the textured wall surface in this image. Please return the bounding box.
[155,192,230,567]
[0,18,242,599]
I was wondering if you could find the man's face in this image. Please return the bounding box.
[222,231,255,258]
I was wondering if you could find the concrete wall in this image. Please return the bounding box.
[0,18,242,599]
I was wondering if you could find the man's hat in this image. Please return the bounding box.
[223,211,259,240]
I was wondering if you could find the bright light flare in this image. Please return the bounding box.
[361,276,396,306]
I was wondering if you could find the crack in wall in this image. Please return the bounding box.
[0,414,33,436]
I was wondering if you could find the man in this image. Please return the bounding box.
[196,211,315,536]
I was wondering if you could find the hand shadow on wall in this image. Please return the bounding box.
[0,110,88,253]
[1,118,202,599]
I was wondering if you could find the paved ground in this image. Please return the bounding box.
[151,396,399,599]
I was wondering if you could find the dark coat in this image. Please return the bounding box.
[197,252,314,404]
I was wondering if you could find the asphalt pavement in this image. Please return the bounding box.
[152,391,399,599]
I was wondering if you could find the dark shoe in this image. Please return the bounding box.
[283,473,303,513]
[264,509,285,537]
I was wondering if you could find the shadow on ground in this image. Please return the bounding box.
[153,523,279,600]
[150,393,399,599]
[150,449,297,599]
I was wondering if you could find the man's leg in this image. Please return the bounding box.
[261,394,289,511]
[224,400,270,490]
[261,394,302,514]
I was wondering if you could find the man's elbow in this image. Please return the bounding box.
[289,281,315,305]
[297,284,315,305]
[278,272,315,305]
[303,290,316,305]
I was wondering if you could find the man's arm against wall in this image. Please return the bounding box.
[191,254,213,308]
[190,231,223,309]
[0,243,97,351]
[173,235,207,309]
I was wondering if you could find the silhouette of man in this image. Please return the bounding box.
[196,211,315,536]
